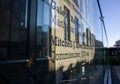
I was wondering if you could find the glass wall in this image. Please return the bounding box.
[93,0,107,64]
[0,0,28,60]
[0,0,109,84]
[0,0,50,60]
[92,0,109,84]
[0,0,51,83]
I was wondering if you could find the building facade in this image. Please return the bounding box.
[0,0,107,84]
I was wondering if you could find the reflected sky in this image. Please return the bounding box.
[100,0,120,47]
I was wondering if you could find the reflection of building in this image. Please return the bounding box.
[103,47,120,65]
[12,0,27,29]
[95,39,104,47]
[94,39,104,64]
[114,39,120,47]
[0,0,103,84]
[0,0,11,41]
[50,0,95,84]
[106,47,120,56]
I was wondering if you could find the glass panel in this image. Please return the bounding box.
[11,0,28,59]
[0,0,28,60]
[36,0,50,57]
[0,0,11,60]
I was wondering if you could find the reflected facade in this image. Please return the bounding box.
[0,0,108,84]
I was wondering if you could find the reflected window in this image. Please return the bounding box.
[64,6,70,41]
[86,28,91,46]
[11,0,28,59]
[82,33,86,45]
[75,17,79,43]
[74,0,79,7]
[81,23,86,45]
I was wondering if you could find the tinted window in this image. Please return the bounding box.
[0,0,28,60]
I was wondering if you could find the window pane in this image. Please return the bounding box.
[11,0,28,59]
[36,0,50,57]
[75,17,79,43]
[0,0,28,60]
[0,0,11,60]
[64,6,70,41]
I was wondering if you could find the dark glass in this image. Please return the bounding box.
[0,0,11,60]
[0,0,28,60]
[11,0,28,59]
[80,0,83,13]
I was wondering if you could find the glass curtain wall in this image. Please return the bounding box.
[92,0,109,84]
[0,0,30,84]
[0,0,51,83]
[0,0,50,60]
[0,0,28,60]
[0,0,109,84]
